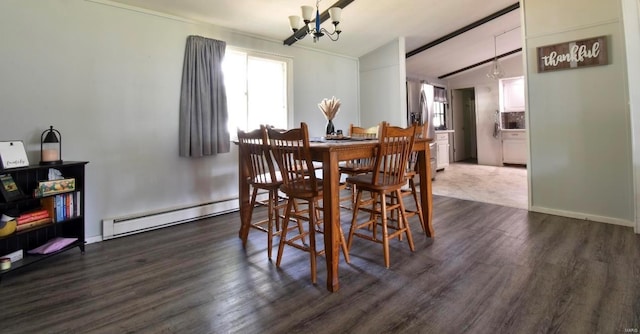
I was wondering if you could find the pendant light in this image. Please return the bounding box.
[487,35,505,80]
[288,0,342,43]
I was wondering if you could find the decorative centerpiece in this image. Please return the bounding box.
[318,96,341,135]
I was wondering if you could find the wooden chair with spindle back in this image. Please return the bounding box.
[391,123,426,234]
[267,122,350,284]
[346,122,418,268]
[237,125,284,260]
[338,123,380,209]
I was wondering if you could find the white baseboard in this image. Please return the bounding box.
[102,198,239,240]
[530,205,634,227]
[86,235,103,244]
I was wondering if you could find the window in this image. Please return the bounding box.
[433,87,447,130]
[222,49,291,135]
[433,102,446,130]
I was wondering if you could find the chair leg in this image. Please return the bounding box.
[396,189,415,252]
[388,191,403,241]
[350,183,357,210]
[338,223,350,263]
[247,187,259,231]
[290,199,306,243]
[308,200,317,284]
[313,198,350,264]
[380,193,390,268]
[371,192,380,236]
[276,199,294,268]
[347,189,364,251]
[267,189,275,260]
[409,178,425,232]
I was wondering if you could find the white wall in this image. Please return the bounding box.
[0,0,360,239]
[446,55,525,166]
[523,0,634,225]
[359,38,407,128]
[622,0,640,232]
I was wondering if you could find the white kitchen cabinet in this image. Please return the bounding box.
[500,76,525,112]
[502,130,527,165]
[436,132,450,170]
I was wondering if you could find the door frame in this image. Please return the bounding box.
[452,87,477,162]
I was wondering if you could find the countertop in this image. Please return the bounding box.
[435,130,455,133]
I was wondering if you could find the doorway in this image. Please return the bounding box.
[452,88,477,163]
[436,86,527,210]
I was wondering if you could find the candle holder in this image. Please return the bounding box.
[40,126,62,165]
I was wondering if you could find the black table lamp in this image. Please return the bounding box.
[40,126,62,165]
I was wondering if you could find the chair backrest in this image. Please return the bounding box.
[371,122,417,186]
[343,123,381,171]
[407,122,426,173]
[237,125,279,185]
[349,124,379,139]
[267,122,319,197]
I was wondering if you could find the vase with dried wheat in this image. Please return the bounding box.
[318,96,341,135]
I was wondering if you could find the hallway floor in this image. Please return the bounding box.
[432,162,528,209]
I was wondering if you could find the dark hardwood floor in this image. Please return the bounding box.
[1,195,639,333]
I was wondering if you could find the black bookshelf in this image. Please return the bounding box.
[0,161,88,278]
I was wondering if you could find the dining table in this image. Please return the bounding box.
[237,136,434,292]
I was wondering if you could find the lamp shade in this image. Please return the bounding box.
[289,15,301,30]
[487,59,505,79]
[43,130,59,143]
[301,5,314,21]
[328,7,341,23]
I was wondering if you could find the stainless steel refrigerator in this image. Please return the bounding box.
[407,80,437,180]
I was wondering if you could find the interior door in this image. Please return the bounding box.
[465,94,477,159]
[452,89,466,162]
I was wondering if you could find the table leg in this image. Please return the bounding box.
[238,145,251,246]
[418,145,434,237]
[322,150,340,292]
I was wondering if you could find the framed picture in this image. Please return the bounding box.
[0,141,29,170]
[0,174,25,202]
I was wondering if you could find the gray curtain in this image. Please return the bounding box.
[179,36,230,157]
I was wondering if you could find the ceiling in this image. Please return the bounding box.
[109,0,523,79]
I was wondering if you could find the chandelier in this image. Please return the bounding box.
[487,35,505,79]
[288,0,342,42]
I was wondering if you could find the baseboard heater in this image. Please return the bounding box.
[102,198,239,240]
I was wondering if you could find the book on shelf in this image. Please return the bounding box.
[27,237,78,255]
[16,209,50,225]
[40,192,81,223]
[15,217,52,231]
[1,249,23,263]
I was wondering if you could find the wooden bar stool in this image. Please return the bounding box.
[237,125,285,260]
[267,122,350,284]
[338,124,380,209]
[391,123,426,234]
[346,122,417,268]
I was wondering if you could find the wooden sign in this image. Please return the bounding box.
[537,36,608,73]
